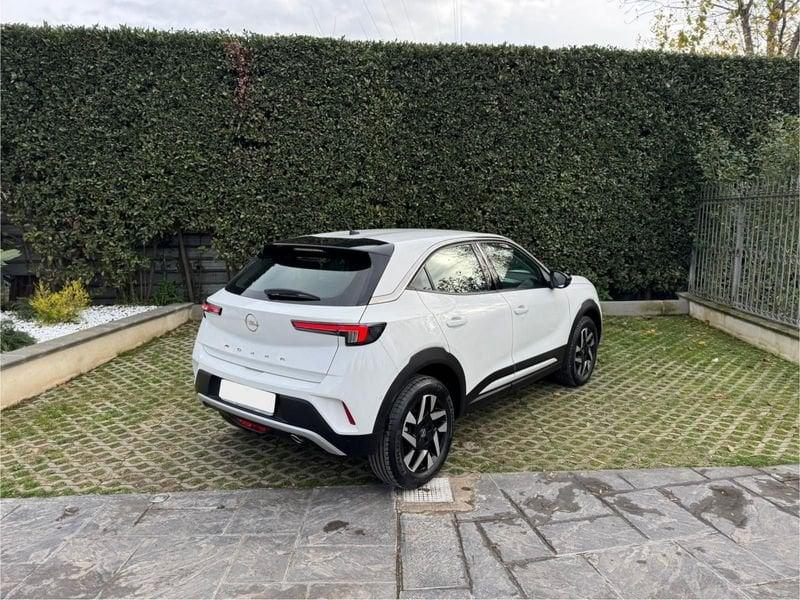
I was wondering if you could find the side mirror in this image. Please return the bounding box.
[550,270,572,289]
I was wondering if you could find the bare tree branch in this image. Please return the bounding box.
[788,22,800,55]
[624,0,800,55]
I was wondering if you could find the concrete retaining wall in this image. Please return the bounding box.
[600,299,688,317]
[0,303,195,410]
[680,294,799,364]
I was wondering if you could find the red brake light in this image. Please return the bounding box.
[202,301,222,316]
[291,320,386,346]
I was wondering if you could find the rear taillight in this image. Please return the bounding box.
[291,320,386,346]
[202,301,222,316]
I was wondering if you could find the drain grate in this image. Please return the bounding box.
[400,477,454,503]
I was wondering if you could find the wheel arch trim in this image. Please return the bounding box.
[372,347,466,437]
[574,298,603,341]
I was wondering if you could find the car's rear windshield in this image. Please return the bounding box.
[226,244,388,306]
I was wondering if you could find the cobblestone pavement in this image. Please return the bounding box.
[1,465,798,599]
[1,317,798,497]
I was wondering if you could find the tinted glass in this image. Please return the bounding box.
[226,245,377,306]
[409,268,433,291]
[481,243,547,290]
[425,244,489,293]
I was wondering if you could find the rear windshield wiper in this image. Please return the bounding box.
[265,288,321,301]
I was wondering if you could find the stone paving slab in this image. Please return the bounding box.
[665,481,792,543]
[490,472,611,526]
[457,521,522,598]
[605,488,714,540]
[2,465,799,599]
[585,540,746,598]
[401,514,468,590]
[510,555,618,599]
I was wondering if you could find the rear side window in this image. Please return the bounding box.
[423,244,490,294]
[226,245,385,306]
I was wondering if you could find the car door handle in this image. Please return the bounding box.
[445,315,467,328]
[513,305,529,315]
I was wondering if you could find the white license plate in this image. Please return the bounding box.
[218,379,276,415]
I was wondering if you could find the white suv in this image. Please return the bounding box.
[193,229,601,489]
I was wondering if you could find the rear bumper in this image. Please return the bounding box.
[195,370,372,457]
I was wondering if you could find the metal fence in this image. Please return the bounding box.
[688,179,799,328]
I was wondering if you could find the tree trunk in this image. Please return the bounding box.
[177,231,196,303]
[737,0,755,55]
[765,0,782,55]
[788,24,800,57]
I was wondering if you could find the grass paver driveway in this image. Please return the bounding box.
[1,317,798,497]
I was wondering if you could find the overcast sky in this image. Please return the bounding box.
[1,0,654,49]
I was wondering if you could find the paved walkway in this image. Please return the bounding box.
[1,465,798,599]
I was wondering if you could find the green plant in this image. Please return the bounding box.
[0,320,35,352]
[695,114,800,183]
[752,114,800,180]
[10,298,35,320]
[151,279,183,305]
[29,280,91,324]
[0,25,797,298]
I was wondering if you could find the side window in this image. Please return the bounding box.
[408,268,433,291]
[481,243,548,290]
[424,244,490,294]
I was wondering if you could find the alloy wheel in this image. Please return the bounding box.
[574,326,596,377]
[401,393,448,473]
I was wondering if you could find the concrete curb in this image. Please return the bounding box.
[0,303,194,409]
[600,299,688,316]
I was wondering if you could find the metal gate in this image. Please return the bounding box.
[688,179,799,328]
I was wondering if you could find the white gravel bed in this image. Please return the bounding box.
[0,305,158,343]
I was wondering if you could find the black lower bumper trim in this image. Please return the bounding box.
[195,370,372,456]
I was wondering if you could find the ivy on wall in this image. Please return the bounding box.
[1,25,797,298]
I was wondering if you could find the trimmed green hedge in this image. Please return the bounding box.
[1,25,797,298]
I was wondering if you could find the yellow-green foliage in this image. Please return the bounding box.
[29,280,90,324]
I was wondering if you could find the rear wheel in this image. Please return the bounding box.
[369,375,454,489]
[555,316,598,387]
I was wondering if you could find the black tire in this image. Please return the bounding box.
[368,375,455,489]
[555,316,599,387]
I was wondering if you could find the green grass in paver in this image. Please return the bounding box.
[1,317,797,497]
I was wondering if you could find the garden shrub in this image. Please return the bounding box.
[151,279,183,305]
[29,280,91,324]
[0,321,35,352]
[10,298,35,320]
[1,25,797,299]
[695,114,799,183]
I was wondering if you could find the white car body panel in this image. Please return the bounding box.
[501,286,573,362]
[417,290,513,394]
[192,228,602,456]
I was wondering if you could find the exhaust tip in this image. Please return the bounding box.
[289,434,305,445]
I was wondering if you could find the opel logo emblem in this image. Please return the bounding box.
[245,314,259,332]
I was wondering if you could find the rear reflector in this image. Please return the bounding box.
[236,417,267,433]
[342,401,356,426]
[291,320,386,346]
[202,301,223,316]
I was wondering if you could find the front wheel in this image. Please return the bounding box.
[369,375,454,489]
[555,316,599,387]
